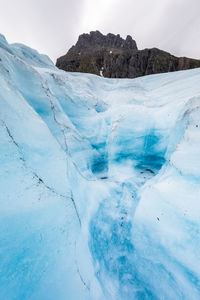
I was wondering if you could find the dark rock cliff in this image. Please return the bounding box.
[56,31,200,78]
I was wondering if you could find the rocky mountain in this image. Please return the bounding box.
[56,31,200,78]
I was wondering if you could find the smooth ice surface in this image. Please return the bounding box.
[0,34,200,300]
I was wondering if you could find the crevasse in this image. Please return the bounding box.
[0,34,200,300]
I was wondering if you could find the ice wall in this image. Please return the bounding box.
[0,34,200,300]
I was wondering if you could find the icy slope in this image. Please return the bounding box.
[0,33,200,300]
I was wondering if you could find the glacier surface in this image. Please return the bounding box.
[0,33,200,300]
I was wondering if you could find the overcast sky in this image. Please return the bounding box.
[0,0,199,62]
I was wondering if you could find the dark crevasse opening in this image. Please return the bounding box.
[114,131,167,175]
[90,131,167,180]
[137,132,166,172]
[91,142,108,178]
[91,155,108,175]
[136,154,166,172]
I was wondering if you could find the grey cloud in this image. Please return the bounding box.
[0,0,199,62]
[100,0,200,58]
[0,0,84,61]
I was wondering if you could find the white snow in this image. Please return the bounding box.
[0,33,200,300]
[100,67,104,77]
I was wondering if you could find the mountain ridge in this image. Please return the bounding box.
[56,30,200,78]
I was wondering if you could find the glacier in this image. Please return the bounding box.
[0,33,200,300]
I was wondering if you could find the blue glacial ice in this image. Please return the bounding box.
[0,33,200,300]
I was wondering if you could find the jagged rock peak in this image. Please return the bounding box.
[68,31,138,54]
[56,31,200,78]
